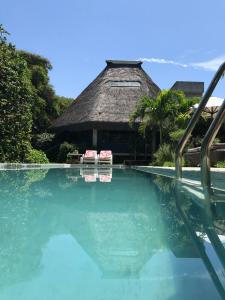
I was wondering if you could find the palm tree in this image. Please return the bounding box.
[130,90,198,145]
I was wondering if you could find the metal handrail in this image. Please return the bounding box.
[175,184,225,299]
[201,99,225,189]
[175,61,225,179]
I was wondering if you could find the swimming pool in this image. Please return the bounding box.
[0,167,225,299]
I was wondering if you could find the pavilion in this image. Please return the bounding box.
[51,60,204,160]
[51,60,161,158]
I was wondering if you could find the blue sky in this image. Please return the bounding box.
[1,0,225,98]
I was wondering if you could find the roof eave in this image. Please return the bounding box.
[50,121,135,132]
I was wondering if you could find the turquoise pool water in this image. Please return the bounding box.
[0,168,225,299]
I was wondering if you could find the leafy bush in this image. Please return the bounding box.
[0,25,33,162]
[169,129,185,142]
[57,142,77,163]
[216,160,225,168]
[163,161,175,167]
[25,149,49,164]
[153,144,175,166]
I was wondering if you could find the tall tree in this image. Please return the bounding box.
[18,51,72,134]
[0,25,33,162]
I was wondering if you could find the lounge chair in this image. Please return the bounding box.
[98,150,113,165]
[80,150,98,164]
[84,174,97,182]
[80,168,98,182]
[98,168,112,182]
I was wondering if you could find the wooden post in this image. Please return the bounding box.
[92,128,98,147]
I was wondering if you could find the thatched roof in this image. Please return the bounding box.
[51,60,160,131]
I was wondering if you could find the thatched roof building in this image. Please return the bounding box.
[52,60,160,131]
[51,60,160,154]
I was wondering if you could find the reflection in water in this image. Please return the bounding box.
[155,175,225,299]
[0,168,224,299]
[80,167,113,182]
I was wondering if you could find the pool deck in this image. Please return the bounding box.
[133,166,225,190]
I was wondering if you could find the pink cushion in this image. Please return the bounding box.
[99,175,112,182]
[84,175,97,182]
[100,150,112,158]
[85,150,97,158]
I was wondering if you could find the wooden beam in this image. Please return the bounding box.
[92,128,98,147]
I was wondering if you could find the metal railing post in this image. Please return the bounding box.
[175,62,225,179]
[201,100,225,189]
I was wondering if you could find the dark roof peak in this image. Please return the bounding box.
[172,80,204,85]
[106,60,142,67]
[171,81,204,98]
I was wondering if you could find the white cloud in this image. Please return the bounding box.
[139,55,225,72]
[139,57,188,68]
[190,55,225,71]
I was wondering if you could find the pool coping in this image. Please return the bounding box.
[0,163,125,170]
[132,165,225,174]
[1,163,225,190]
[132,166,225,190]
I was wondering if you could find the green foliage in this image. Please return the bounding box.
[130,90,198,144]
[32,132,55,150]
[216,160,225,168]
[57,142,77,163]
[169,129,186,142]
[153,144,175,166]
[19,52,50,133]
[18,51,73,134]
[163,161,175,167]
[129,96,154,129]
[130,90,200,165]
[25,149,49,164]
[153,144,188,167]
[53,95,72,118]
[19,50,52,70]
[0,25,33,162]
[0,25,73,163]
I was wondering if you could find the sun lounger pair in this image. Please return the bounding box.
[80,150,113,164]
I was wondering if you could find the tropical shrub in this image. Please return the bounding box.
[129,90,201,165]
[25,149,49,163]
[57,142,77,163]
[216,160,225,168]
[130,90,198,144]
[169,129,186,143]
[153,144,175,166]
[163,161,175,167]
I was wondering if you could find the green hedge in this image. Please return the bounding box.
[25,149,49,164]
